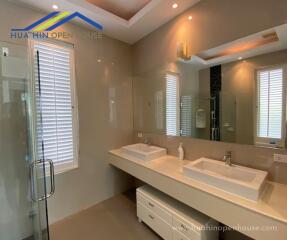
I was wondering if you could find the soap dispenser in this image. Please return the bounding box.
[178,142,184,160]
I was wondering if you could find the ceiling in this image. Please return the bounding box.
[12,0,200,44]
[86,0,152,20]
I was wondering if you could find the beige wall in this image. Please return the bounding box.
[132,0,287,187]
[0,0,134,229]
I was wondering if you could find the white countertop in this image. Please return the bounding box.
[109,149,287,225]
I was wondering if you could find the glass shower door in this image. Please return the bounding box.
[0,41,51,240]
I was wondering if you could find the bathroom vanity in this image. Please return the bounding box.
[109,148,287,240]
[125,23,287,240]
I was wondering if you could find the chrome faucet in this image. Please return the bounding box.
[223,151,232,166]
[144,137,151,145]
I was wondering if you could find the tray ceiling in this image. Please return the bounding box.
[86,0,152,20]
[11,0,201,44]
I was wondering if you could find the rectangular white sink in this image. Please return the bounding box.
[121,143,167,161]
[183,158,268,201]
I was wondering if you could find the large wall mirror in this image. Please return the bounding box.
[133,24,287,148]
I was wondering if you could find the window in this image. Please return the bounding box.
[166,73,180,136]
[256,66,285,147]
[32,40,78,173]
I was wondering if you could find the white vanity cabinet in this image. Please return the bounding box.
[137,185,219,240]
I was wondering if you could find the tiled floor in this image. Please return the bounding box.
[50,190,161,240]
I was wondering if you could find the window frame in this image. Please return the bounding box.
[255,65,286,148]
[29,38,79,174]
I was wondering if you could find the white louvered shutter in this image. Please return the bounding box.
[256,67,285,146]
[166,73,180,136]
[33,40,78,170]
[180,96,192,137]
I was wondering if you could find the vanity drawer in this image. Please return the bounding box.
[137,202,172,240]
[173,216,201,240]
[137,192,172,225]
[173,228,190,240]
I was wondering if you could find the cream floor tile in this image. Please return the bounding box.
[50,190,161,240]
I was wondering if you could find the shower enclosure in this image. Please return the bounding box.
[0,41,53,240]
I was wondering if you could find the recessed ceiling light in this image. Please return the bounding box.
[52,4,59,10]
[188,16,193,20]
[97,59,102,63]
[172,3,178,9]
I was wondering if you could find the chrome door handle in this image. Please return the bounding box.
[46,159,55,199]
[30,159,55,202]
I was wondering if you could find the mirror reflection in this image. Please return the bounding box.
[133,24,287,148]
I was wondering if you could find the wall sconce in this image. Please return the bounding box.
[177,41,191,61]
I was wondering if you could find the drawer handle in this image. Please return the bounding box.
[148,214,155,220]
[181,224,188,231]
[148,202,154,207]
